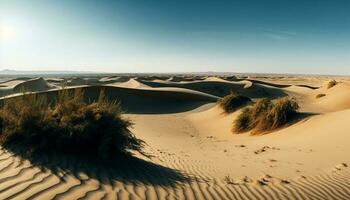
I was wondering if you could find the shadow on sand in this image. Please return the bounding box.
[3,146,192,187]
[290,112,319,124]
[272,112,319,133]
[250,112,319,135]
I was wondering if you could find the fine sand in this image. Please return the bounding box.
[0,74,349,199]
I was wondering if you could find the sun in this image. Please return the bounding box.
[0,23,16,40]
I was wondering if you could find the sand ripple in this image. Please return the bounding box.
[0,148,349,200]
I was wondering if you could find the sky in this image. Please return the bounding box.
[0,0,350,75]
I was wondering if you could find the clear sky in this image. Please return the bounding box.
[0,0,349,75]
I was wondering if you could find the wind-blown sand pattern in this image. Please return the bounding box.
[0,74,350,199]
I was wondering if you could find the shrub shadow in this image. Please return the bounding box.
[3,146,191,187]
[289,112,319,124]
[260,112,319,134]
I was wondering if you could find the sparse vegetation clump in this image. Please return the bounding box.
[218,92,252,113]
[0,89,143,159]
[327,80,337,89]
[234,97,299,134]
[316,93,326,99]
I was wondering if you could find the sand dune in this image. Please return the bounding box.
[246,75,325,88]
[0,77,56,98]
[68,77,88,86]
[126,101,350,199]
[281,80,350,113]
[45,78,66,85]
[0,78,32,86]
[138,79,287,98]
[164,76,205,82]
[112,78,150,88]
[1,84,218,114]
[310,81,350,112]
[221,75,239,82]
[135,75,170,81]
[247,78,320,89]
[13,77,55,92]
[99,76,131,84]
[0,75,350,199]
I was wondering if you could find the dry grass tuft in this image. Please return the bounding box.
[234,97,299,134]
[316,93,326,99]
[327,80,337,89]
[218,92,252,113]
[0,89,143,159]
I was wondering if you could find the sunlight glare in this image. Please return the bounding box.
[0,23,16,41]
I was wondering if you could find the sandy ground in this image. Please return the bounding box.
[0,74,349,199]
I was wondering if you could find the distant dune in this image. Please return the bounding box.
[0,77,57,97]
[138,77,287,98]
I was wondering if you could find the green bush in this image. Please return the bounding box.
[234,97,299,134]
[218,92,252,113]
[0,89,143,158]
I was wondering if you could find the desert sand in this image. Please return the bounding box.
[0,74,349,199]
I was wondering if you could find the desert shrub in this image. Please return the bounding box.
[234,107,251,132]
[218,92,252,113]
[0,89,143,159]
[316,93,326,99]
[234,97,299,134]
[327,80,337,89]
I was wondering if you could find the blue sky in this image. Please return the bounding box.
[0,0,349,74]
